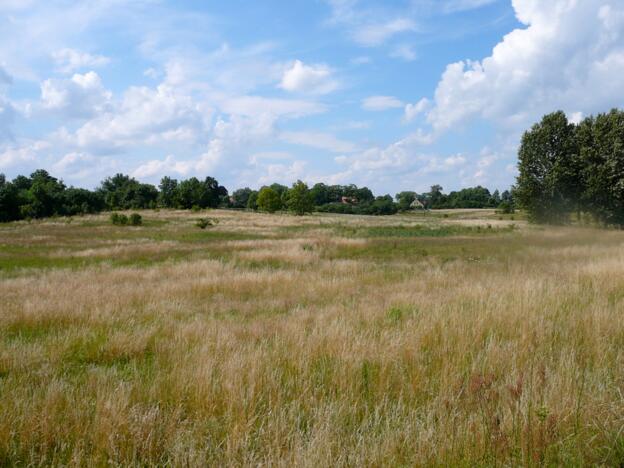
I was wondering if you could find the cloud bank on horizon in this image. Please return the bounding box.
[0,0,623,193]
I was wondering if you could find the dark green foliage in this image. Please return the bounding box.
[195,218,217,229]
[516,111,581,223]
[246,191,259,211]
[99,174,158,210]
[516,108,624,226]
[231,187,253,209]
[129,213,142,226]
[395,191,416,211]
[158,176,178,208]
[257,187,282,213]
[577,110,624,226]
[0,174,20,222]
[110,213,128,225]
[176,177,227,209]
[62,188,105,215]
[498,200,515,214]
[286,180,314,216]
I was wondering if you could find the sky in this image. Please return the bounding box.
[0,0,623,194]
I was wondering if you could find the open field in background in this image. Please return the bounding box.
[1,209,623,466]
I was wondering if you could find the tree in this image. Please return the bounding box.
[490,189,501,207]
[231,187,253,209]
[286,180,314,216]
[515,111,581,223]
[396,191,417,211]
[0,174,20,222]
[257,187,282,213]
[62,187,104,215]
[21,170,66,218]
[247,190,259,210]
[98,173,158,210]
[427,184,445,208]
[158,177,178,208]
[310,183,330,206]
[578,109,624,225]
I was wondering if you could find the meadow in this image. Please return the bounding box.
[1,209,623,466]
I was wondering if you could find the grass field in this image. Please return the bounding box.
[1,209,623,466]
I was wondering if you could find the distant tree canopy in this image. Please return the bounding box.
[0,169,515,222]
[516,109,624,225]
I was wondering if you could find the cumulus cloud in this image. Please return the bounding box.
[55,82,211,153]
[52,48,110,73]
[362,95,404,111]
[425,0,624,134]
[41,71,112,119]
[280,60,338,95]
[404,98,430,121]
[0,140,49,170]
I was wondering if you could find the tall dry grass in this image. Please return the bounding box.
[0,210,623,466]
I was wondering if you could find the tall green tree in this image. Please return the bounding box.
[516,111,581,223]
[158,176,178,208]
[0,174,20,222]
[257,187,281,213]
[578,109,624,225]
[286,180,314,216]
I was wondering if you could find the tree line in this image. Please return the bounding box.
[516,109,624,225]
[0,169,514,222]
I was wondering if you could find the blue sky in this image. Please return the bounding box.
[1,0,623,194]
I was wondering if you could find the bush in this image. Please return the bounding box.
[129,213,142,226]
[110,212,129,225]
[195,218,218,229]
[498,200,515,214]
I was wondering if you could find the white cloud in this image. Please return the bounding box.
[56,82,211,153]
[257,160,307,186]
[425,0,624,134]
[325,1,417,47]
[52,48,110,74]
[41,71,112,119]
[221,95,326,119]
[390,44,417,61]
[280,60,338,95]
[132,155,192,178]
[53,152,118,181]
[362,95,404,111]
[404,98,430,121]
[352,18,416,46]
[280,130,357,153]
[0,140,49,169]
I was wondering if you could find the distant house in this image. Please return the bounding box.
[341,196,358,205]
[410,199,425,209]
